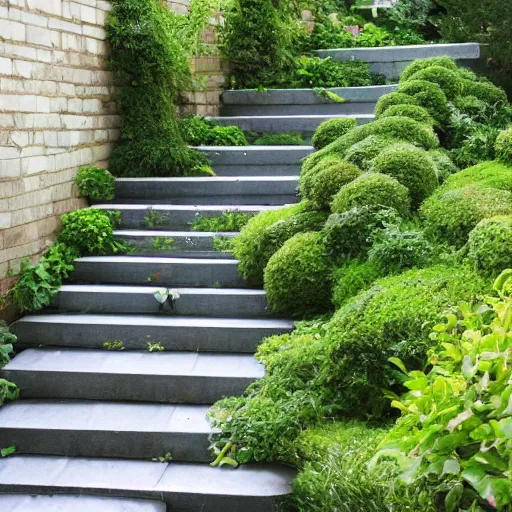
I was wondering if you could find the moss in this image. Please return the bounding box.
[371,143,438,209]
[312,118,357,150]
[467,215,512,276]
[439,160,512,192]
[427,149,457,183]
[495,128,512,164]
[264,232,333,317]
[461,79,508,107]
[380,104,434,126]
[400,56,459,82]
[407,65,463,100]
[374,92,419,118]
[343,135,399,171]
[331,173,410,217]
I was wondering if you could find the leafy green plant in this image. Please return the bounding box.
[0,380,18,407]
[212,236,235,253]
[189,211,255,232]
[495,128,512,165]
[313,88,345,104]
[1,446,16,457]
[103,340,125,350]
[0,322,16,366]
[153,237,175,251]
[75,166,116,201]
[253,132,305,146]
[147,342,165,352]
[152,452,173,463]
[181,116,248,146]
[143,208,170,229]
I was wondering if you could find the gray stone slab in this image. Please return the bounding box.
[211,164,301,177]
[0,400,213,462]
[12,312,292,352]
[53,284,271,318]
[0,456,295,511]
[2,348,264,403]
[221,102,377,116]
[94,204,283,230]
[70,256,245,288]
[0,494,166,512]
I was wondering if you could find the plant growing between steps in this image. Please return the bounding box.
[143,208,170,229]
[147,342,165,352]
[190,211,255,232]
[0,323,18,408]
[103,340,125,351]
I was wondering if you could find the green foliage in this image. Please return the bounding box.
[234,202,309,286]
[343,135,399,171]
[450,123,501,169]
[0,323,16,367]
[189,211,254,232]
[495,128,512,164]
[407,65,463,100]
[400,56,459,82]
[439,161,512,193]
[104,340,125,350]
[375,92,419,118]
[371,143,438,209]
[467,216,512,276]
[253,132,304,145]
[0,380,18,408]
[299,154,345,199]
[373,273,512,510]
[9,243,77,313]
[312,117,357,150]
[264,232,333,317]
[380,104,435,126]
[462,79,508,108]
[75,166,115,201]
[147,342,165,352]
[306,161,362,209]
[453,95,488,120]
[428,148,458,183]
[331,173,410,217]
[181,116,248,146]
[58,209,125,256]
[313,88,345,104]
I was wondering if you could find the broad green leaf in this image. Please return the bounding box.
[388,357,408,375]
[445,483,464,512]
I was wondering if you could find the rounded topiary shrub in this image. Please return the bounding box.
[407,65,463,100]
[343,135,399,171]
[427,149,457,183]
[495,128,512,164]
[397,80,450,125]
[461,80,508,107]
[467,216,512,275]
[307,161,362,209]
[380,104,434,126]
[331,173,410,217]
[371,143,438,209]
[312,118,358,150]
[439,161,512,193]
[420,185,512,247]
[400,56,459,82]
[299,154,345,199]
[264,231,333,317]
[374,92,419,118]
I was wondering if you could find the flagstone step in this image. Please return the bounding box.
[1,349,264,403]
[12,314,292,352]
[0,400,213,462]
[52,285,270,318]
[0,456,295,512]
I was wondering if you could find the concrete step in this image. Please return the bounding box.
[52,285,271,318]
[115,230,236,259]
[70,256,245,288]
[196,145,313,177]
[209,114,374,134]
[0,494,166,512]
[221,85,398,116]
[314,42,481,79]
[104,177,298,206]
[1,348,264,403]
[0,456,295,512]
[0,400,213,462]
[12,314,293,352]
[94,204,283,231]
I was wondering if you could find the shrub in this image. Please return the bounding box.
[312,118,357,150]
[298,154,345,199]
[75,166,115,201]
[371,143,438,209]
[253,132,304,145]
[420,185,512,247]
[307,161,362,209]
[380,104,434,126]
[450,123,501,169]
[439,160,512,193]
[495,127,512,164]
[374,92,419,118]
[343,135,400,171]
[234,202,310,286]
[467,216,512,275]
[327,265,487,416]
[58,209,125,256]
[453,94,488,120]
[182,116,248,146]
[331,173,410,217]
[461,79,508,107]
[400,56,459,82]
[427,148,457,182]
[397,80,450,126]
[264,232,333,317]
[407,65,463,100]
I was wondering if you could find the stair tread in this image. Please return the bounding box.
[212,113,374,119]
[2,348,265,378]
[0,494,166,512]
[0,400,212,434]
[116,176,298,182]
[75,255,239,264]
[115,230,237,236]
[195,144,314,150]
[0,455,295,498]
[94,204,285,211]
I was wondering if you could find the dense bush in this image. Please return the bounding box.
[453,94,488,120]
[379,104,434,126]
[495,128,512,164]
[312,118,357,150]
[253,132,304,146]
[407,65,463,100]
[181,116,248,146]
[374,92,419,118]
[371,143,438,208]
[264,232,333,317]
[400,56,459,82]
[467,216,512,275]
[343,135,399,171]
[298,154,345,199]
[427,148,457,182]
[75,166,115,201]
[307,161,361,209]
[331,173,410,217]
[461,79,508,107]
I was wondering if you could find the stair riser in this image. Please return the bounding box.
[53,291,270,318]
[197,147,313,166]
[70,260,245,288]
[212,164,301,176]
[221,102,376,116]
[1,371,257,404]
[0,429,211,462]
[99,195,298,206]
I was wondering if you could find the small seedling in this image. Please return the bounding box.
[1,446,16,457]
[147,342,165,352]
[152,452,172,463]
[153,237,175,251]
[103,340,125,351]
